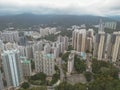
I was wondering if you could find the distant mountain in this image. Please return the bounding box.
[108,16,120,21]
[0,14,119,30]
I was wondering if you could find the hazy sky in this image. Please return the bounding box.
[0,0,120,16]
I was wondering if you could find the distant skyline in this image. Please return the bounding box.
[0,0,120,16]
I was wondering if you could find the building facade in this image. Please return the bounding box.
[20,57,32,78]
[43,54,55,76]
[93,32,106,60]
[34,51,55,76]
[67,52,74,74]
[72,29,86,52]
[1,31,19,43]
[2,49,23,88]
[107,32,120,62]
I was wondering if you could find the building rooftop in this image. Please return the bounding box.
[78,52,86,60]
[43,54,54,59]
[2,49,19,55]
[20,56,31,64]
[21,60,31,64]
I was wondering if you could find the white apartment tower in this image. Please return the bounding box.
[34,51,43,72]
[34,51,55,76]
[57,35,69,51]
[99,19,104,32]
[54,47,59,58]
[86,29,94,52]
[107,32,120,62]
[25,45,33,59]
[67,52,74,74]
[86,37,93,52]
[43,54,55,76]
[2,49,23,88]
[94,32,106,60]
[72,29,86,52]
[72,30,77,50]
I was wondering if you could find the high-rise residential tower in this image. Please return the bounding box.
[1,31,19,43]
[93,32,106,60]
[57,35,69,51]
[34,51,55,76]
[72,29,86,52]
[43,54,55,76]
[99,19,104,32]
[2,49,23,88]
[67,51,74,74]
[34,51,43,73]
[107,32,120,62]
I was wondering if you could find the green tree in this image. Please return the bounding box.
[92,59,119,79]
[61,52,70,62]
[84,72,93,82]
[31,60,35,71]
[21,82,30,89]
[67,45,74,51]
[43,34,57,42]
[19,86,47,90]
[59,30,72,38]
[0,67,4,73]
[100,66,119,79]
[86,50,90,53]
[55,65,60,72]
[50,73,60,85]
[88,77,120,90]
[92,60,111,74]
[74,55,86,73]
[74,83,87,90]
[32,86,47,90]
[30,72,47,85]
[30,72,46,81]
[55,82,74,90]
[55,82,87,90]
[50,65,60,85]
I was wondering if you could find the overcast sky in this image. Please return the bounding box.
[0,0,120,16]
